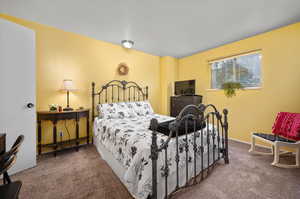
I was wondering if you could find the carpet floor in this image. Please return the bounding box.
[11,141,300,199]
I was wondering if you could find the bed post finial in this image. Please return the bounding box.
[146,86,149,100]
[150,118,158,199]
[92,82,95,122]
[223,109,229,164]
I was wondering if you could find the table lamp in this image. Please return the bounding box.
[61,79,76,111]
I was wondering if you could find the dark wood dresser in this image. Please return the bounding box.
[170,95,202,117]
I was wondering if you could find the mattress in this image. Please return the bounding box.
[93,114,218,199]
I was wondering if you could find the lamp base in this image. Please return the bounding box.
[63,107,74,111]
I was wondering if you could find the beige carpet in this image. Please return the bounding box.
[10,141,300,199]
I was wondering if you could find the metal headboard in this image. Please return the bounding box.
[91,80,148,121]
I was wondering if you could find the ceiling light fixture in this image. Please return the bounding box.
[121,40,134,49]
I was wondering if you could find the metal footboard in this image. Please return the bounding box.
[150,104,229,199]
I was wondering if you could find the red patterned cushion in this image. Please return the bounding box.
[272,112,300,141]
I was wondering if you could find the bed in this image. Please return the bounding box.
[92,80,229,199]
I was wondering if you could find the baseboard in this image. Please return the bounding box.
[229,137,292,153]
[229,137,271,149]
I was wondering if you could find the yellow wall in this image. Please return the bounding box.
[178,22,300,143]
[160,56,178,115]
[2,13,300,147]
[0,14,161,145]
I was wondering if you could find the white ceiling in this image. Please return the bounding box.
[1,0,300,58]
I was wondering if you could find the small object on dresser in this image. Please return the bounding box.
[58,106,62,112]
[49,104,58,112]
[78,106,84,110]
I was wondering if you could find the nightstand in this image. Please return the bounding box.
[37,109,90,156]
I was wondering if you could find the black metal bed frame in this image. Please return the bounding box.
[92,80,148,121]
[92,80,229,199]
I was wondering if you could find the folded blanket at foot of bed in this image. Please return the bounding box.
[149,119,206,137]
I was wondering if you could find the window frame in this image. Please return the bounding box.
[208,51,263,90]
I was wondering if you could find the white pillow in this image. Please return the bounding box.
[123,102,138,117]
[97,103,118,119]
[131,101,154,116]
[115,102,134,118]
[97,102,137,119]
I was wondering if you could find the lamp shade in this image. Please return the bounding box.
[61,79,76,91]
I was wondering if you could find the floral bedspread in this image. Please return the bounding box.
[94,114,214,199]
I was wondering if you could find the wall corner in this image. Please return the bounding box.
[159,56,179,115]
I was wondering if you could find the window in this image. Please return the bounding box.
[210,53,261,89]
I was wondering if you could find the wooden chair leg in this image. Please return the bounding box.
[271,143,300,168]
[271,143,280,166]
[248,134,255,153]
[296,147,300,167]
[249,134,274,155]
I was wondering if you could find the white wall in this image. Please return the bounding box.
[0,18,36,174]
